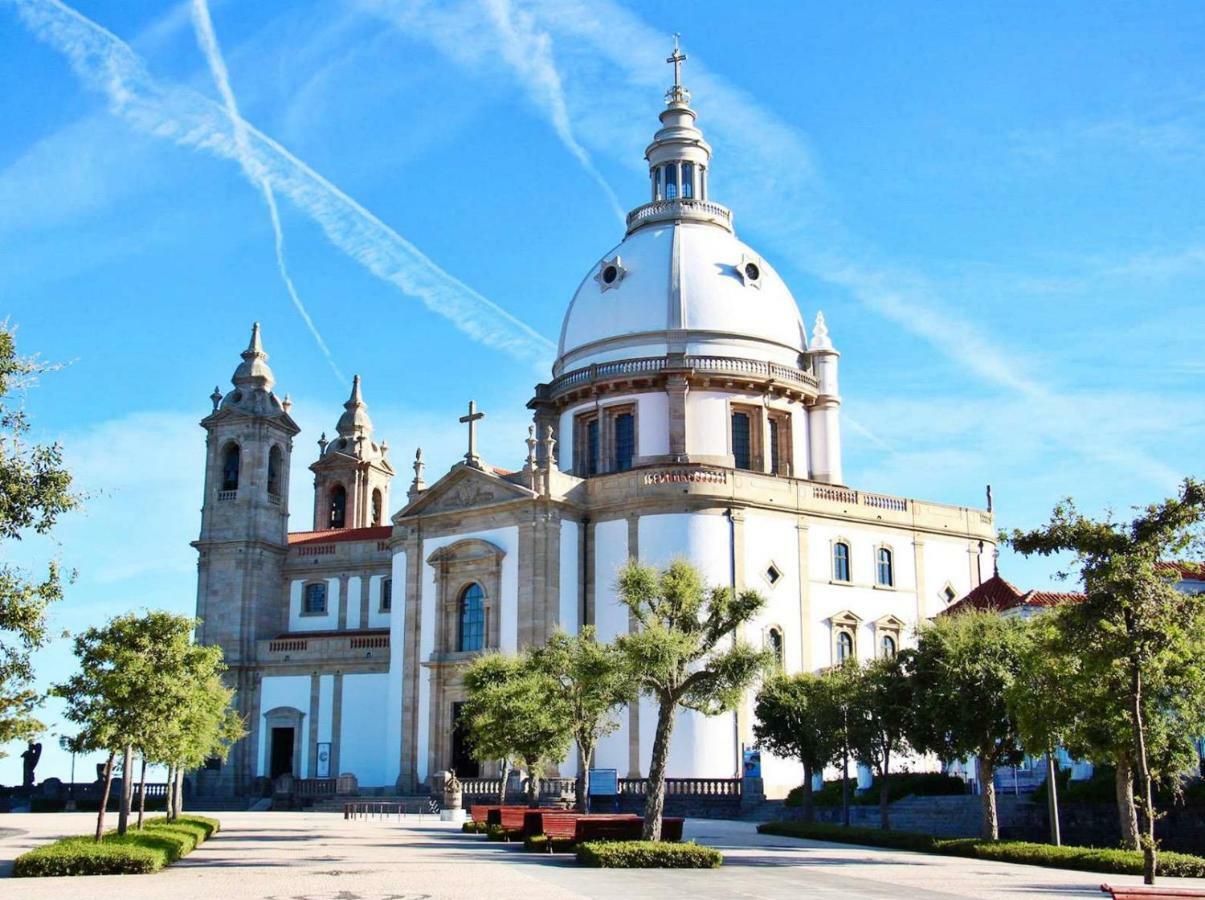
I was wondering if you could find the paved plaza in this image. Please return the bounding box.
[0,811,1195,899]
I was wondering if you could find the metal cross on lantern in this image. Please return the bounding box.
[460,400,485,468]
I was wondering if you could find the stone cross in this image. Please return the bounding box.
[667,34,686,87]
[460,400,485,467]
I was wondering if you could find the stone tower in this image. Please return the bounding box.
[310,375,394,530]
[193,323,299,794]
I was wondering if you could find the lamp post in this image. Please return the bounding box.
[841,701,850,828]
[58,734,78,811]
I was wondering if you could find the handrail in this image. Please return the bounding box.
[550,354,816,397]
[626,198,733,232]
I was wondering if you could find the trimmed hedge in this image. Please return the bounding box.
[523,834,577,854]
[785,772,967,808]
[577,840,722,869]
[757,821,1205,879]
[13,815,221,877]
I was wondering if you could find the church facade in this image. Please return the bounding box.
[193,54,996,800]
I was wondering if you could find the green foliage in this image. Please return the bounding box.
[531,627,632,808]
[485,824,507,842]
[12,815,220,877]
[616,558,772,838]
[0,324,79,749]
[849,655,915,776]
[522,833,577,853]
[461,652,573,802]
[756,822,1205,878]
[906,611,1029,769]
[576,840,723,868]
[461,820,486,834]
[754,671,841,780]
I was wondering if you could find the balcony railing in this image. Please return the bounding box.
[626,198,733,233]
[811,485,909,513]
[260,631,390,663]
[550,354,816,398]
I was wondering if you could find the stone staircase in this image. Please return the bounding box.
[306,795,436,814]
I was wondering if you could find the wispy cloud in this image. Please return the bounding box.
[190,0,346,386]
[6,0,556,373]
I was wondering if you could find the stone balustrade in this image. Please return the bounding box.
[259,630,390,665]
[548,353,817,400]
[625,198,733,232]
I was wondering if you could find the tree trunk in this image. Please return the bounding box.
[879,762,891,831]
[173,767,185,819]
[524,757,539,808]
[137,757,148,830]
[95,752,115,842]
[1129,661,1157,885]
[575,742,594,814]
[165,765,175,822]
[117,745,133,835]
[976,756,999,841]
[801,762,815,824]
[1115,755,1139,850]
[497,759,509,806]
[1046,750,1061,847]
[641,697,677,841]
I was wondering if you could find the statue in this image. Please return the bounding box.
[444,770,463,812]
[21,741,42,789]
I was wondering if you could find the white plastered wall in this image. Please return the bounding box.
[559,520,580,634]
[289,577,340,632]
[339,673,390,785]
[384,549,407,788]
[257,675,311,777]
[367,575,390,629]
[346,576,362,630]
[591,519,632,773]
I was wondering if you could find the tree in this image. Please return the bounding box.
[531,627,632,812]
[0,325,77,749]
[461,652,573,807]
[1008,480,1205,884]
[906,609,1029,840]
[615,559,773,840]
[753,672,841,823]
[848,654,914,831]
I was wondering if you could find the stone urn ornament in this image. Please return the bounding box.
[439,770,465,824]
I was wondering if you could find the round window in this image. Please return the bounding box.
[602,265,619,284]
[744,262,761,282]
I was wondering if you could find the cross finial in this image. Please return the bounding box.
[666,35,689,104]
[459,400,486,468]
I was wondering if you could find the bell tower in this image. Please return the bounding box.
[310,375,394,530]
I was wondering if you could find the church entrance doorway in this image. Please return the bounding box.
[270,727,295,779]
[450,703,479,778]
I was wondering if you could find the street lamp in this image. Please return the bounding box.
[58,734,78,811]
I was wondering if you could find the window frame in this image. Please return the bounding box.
[766,409,792,476]
[873,615,905,660]
[729,402,764,471]
[220,442,241,492]
[302,581,328,616]
[765,625,785,670]
[266,444,283,497]
[875,545,895,588]
[457,582,486,653]
[380,576,392,613]
[832,539,852,583]
[328,484,347,529]
[829,610,862,667]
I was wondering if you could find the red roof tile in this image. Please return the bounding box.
[287,525,392,546]
[944,574,1083,616]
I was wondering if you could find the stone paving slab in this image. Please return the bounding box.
[0,811,1196,899]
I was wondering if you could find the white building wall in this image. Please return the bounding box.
[637,513,738,778]
[339,673,390,786]
[385,549,407,788]
[416,526,519,783]
[592,518,632,772]
[922,536,982,619]
[559,520,580,634]
[346,576,362,630]
[257,675,311,777]
[288,577,340,632]
[684,391,730,457]
[367,575,390,629]
[318,675,334,745]
[636,392,669,459]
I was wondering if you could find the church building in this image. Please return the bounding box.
[193,49,996,801]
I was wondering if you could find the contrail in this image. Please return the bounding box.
[190,0,345,385]
[6,0,556,373]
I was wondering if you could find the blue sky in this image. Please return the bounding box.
[2,0,1203,782]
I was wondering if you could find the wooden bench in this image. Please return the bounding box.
[1101,884,1205,899]
[574,815,644,843]
[468,805,496,824]
[484,806,529,828]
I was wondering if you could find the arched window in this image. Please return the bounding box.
[458,583,485,652]
[221,443,240,492]
[267,446,282,497]
[614,412,635,472]
[381,577,392,612]
[731,411,752,470]
[372,488,383,526]
[328,485,347,529]
[837,630,854,664]
[881,634,897,658]
[767,627,784,669]
[652,165,662,201]
[876,547,894,587]
[833,542,851,582]
[681,162,694,199]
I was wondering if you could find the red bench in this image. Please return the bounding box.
[469,805,496,824]
[1101,885,1205,899]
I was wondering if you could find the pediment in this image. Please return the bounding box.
[397,464,534,519]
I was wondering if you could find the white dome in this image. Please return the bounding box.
[555,221,808,374]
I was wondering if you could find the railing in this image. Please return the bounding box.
[812,485,909,513]
[644,468,728,486]
[459,778,504,797]
[551,354,816,397]
[350,634,388,650]
[626,198,733,232]
[260,632,390,661]
[267,492,281,506]
[216,490,237,501]
[268,638,308,653]
[293,778,337,797]
[618,777,741,797]
[344,800,439,820]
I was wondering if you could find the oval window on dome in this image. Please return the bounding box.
[602,265,619,284]
[744,262,761,282]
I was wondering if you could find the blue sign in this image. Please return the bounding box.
[588,768,618,796]
[743,748,762,779]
